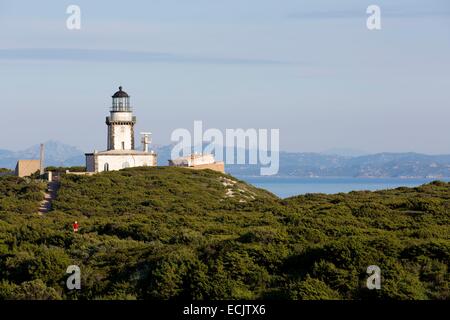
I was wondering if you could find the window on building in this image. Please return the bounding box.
[122,141,125,150]
[104,163,109,172]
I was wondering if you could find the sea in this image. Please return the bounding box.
[238,176,450,198]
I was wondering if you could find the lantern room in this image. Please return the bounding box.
[111,86,131,112]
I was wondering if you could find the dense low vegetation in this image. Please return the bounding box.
[0,167,449,300]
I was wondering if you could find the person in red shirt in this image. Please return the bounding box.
[73,221,79,233]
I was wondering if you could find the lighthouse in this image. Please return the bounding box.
[85,86,157,173]
[106,86,136,151]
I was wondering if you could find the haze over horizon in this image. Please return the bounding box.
[3,140,450,158]
[0,0,449,154]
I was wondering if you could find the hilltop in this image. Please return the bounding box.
[0,167,449,300]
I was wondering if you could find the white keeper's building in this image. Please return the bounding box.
[85,87,157,173]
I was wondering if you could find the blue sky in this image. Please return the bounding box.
[0,0,449,154]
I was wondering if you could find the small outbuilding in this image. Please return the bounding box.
[169,153,225,173]
[15,160,41,177]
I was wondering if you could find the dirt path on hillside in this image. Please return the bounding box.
[38,180,60,215]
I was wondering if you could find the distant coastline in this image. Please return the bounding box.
[238,176,450,198]
[235,175,450,179]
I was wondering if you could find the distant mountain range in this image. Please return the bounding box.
[226,152,450,178]
[1,141,449,178]
[0,141,85,169]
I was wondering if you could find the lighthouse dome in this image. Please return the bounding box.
[112,86,129,98]
[111,86,131,112]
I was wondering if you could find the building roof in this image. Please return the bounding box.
[174,153,213,161]
[16,159,41,166]
[112,86,129,98]
[169,153,215,167]
[86,149,156,156]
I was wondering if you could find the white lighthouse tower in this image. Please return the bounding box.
[107,86,136,151]
[85,86,157,173]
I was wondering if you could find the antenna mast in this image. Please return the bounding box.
[140,132,152,153]
[40,143,45,175]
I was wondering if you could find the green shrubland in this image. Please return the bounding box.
[0,167,448,300]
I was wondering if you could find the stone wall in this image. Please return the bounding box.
[187,162,225,173]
